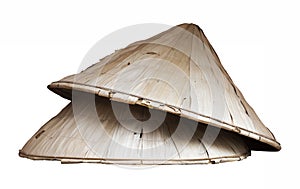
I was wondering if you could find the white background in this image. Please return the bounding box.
[1,0,299,188]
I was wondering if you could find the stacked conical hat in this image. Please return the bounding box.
[19,23,280,165]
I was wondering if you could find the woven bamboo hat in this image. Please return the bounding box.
[20,23,280,164]
[48,23,280,151]
[20,94,250,164]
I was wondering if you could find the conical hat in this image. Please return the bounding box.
[48,23,280,151]
[20,95,250,165]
